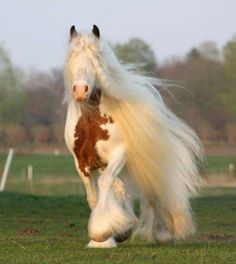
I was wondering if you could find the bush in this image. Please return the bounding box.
[31,125,51,144]
[226,124,236,144]
[51,124,64,144]
[0,124,27,146]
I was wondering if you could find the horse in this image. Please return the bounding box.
[64,25,203,248]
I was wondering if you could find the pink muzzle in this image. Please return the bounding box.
[73,83,89,102]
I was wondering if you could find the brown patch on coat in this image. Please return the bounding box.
[73,88,113,177]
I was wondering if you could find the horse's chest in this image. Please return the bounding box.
[73,109,113,177]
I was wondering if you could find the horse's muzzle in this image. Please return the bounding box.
[73,83,89,102]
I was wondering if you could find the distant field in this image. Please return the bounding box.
[0,154,77,178]
[206,156,236,172]
[0,153,235,175]
[0,153,236,195]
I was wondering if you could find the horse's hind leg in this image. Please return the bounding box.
[88,144,137,244]
[154,203,176,244]
[138,199,194,244]
[157,205,195,242]
[136,200,157,242]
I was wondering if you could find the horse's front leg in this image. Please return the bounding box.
[80,172,98,210]
[87,144,137,246]
[73,157,98,210]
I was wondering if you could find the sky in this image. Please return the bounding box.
[0,0,236,71]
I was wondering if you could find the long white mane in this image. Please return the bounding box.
[67,34,203,212]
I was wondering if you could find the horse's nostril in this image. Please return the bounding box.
[73,85,76,92]
[85,85,89,92]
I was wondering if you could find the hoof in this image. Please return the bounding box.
[114,228,132,243]
[156,231,175,245]
[87,237,117,248]
[90,230,112,243]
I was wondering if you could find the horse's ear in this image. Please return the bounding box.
[92,25,100,39]
[70,25,77,40]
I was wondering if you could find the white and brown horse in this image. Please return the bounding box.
[64,25,203,248]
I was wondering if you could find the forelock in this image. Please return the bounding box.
[69,34,100,56]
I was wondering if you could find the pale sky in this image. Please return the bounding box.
[1,0,235,71]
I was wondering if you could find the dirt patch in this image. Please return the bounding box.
[64,223,76,228]
[59,232,74,237]
[197,234,235,242]
[205,176,236,187]
[205,146,236,156]
[20,228,40,236]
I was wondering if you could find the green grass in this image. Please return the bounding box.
[0,189,235,264]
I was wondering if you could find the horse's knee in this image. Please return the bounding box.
[87,197,97,209]
[113,178,125,200]
[98,173,113,191]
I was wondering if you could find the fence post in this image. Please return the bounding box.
[27,164,35,194]
[229,163,234,177]
[0,148,14,192]
[28,165,33,181]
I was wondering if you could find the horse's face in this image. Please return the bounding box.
[66,49,96,102]
[65,25,100,103]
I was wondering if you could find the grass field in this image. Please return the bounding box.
[0,188,235,264]
[0,154,236,263]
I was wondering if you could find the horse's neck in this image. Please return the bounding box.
[64,100,80,152]
[80,89,110,118]
[67,99,81,120]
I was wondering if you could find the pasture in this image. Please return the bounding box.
[0,154,236,263]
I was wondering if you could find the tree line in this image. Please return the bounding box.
[0,36,236,147]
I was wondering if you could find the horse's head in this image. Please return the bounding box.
[65,25,100,103]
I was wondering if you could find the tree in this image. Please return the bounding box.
[0,45,27,125]
[185,47,227,131]
[113,38,157,73]
[186,48,201,61]
[198,41,221,61]
[159,45,227,140]
[23,70,65,127]
[220,37,236,122]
